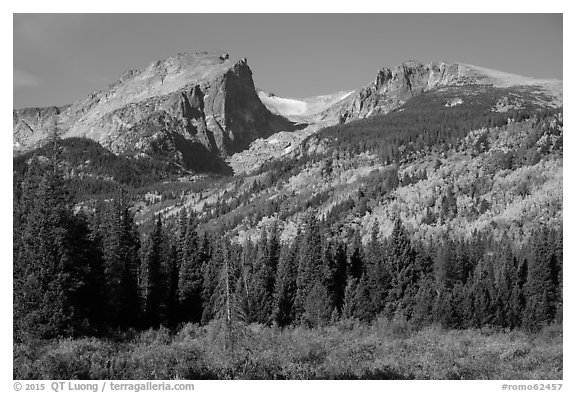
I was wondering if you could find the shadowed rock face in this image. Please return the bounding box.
[13,52,297,162]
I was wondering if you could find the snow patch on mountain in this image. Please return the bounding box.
[257,90,354,122]
[462,64,557,88]
[462,64,562,103]
[257,92,308,116]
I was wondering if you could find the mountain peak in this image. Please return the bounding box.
[13,49,297,164]
[321,59,563,124]
[136,51,240,86]
[399,59,425,68]
[374,60,561,88]
[150,51,232,67]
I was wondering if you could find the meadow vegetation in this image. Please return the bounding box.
[14,318,562,380]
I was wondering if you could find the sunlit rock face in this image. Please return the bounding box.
[13,52,296,160]
[315,60,562,123]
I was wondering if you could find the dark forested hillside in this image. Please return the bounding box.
[13,138,233,201]
[13,138,180,192]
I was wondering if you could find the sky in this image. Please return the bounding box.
[13,13,563,109]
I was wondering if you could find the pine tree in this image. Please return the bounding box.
[348,229,364,280]
[165,240,179,327]
[341,278,358,320]
[385,219,417,318]
[202,234,224,324]
[295,214,323,321]
[553,228,563,323]
[469,254,497,327]
[411,276,436,327]
[365,222,392,316]
[450,281,468,328]
[366,221,381,266]
[433,289,457,328]
[523,227,557,331]
[273,230,300,327]
[141,215,165,327]
[101,189,140,328]
[178,210,203,323]
[250,225,279,324]
[69,209,107,333]
[494,243,519,328]
[352,275,373,322]
[326,241,347,313]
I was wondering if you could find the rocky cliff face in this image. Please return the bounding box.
[317,60,562,123]
[13,52,296,165]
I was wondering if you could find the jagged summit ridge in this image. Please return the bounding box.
[317,60,562,122]
[372,60,562,91]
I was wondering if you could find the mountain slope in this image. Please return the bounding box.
[164,110,562,247]
[14,56,562,178]
[228,61,562,174]
[13,52,298,168]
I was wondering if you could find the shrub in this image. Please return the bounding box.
[36,339,113,379]
[14,321,562,380]
[373,314,414,340]
[174,323,202,342]
[540,323,563,341]
[135,326,172,345]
